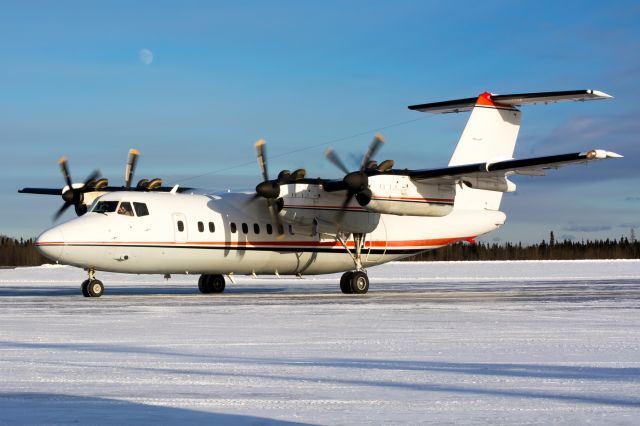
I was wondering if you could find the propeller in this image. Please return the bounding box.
[54,157,101,221]
[20,148,183,221]
[124,149,164,190]
[254,139,285,238]
[324,133,386,223]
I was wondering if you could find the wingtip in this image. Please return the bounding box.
[255,139,266,147]
[590,90,613,99]
[58,156,67,165]
[586,149,623,159]
[129,148,140,155]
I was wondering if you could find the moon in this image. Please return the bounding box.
[139,49,153,65]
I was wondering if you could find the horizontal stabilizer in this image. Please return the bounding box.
[408,90,612,114]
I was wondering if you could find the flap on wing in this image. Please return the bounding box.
[407,149,622,184]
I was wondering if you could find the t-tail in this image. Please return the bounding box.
[408,90,612,210]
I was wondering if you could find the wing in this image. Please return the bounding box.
[18,186,193,195]
[406,149,622,184]
[18,188,63,195]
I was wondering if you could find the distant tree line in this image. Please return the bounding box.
[0,236,52,267]
[404,231,640,261]
[0,231,638,267]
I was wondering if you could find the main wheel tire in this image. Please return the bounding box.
[349,271,369,294]
[198,275,209,294]
[208,274,225,293]
[87,279,104,297]
[340,272,354,294]
[81,279,90,297]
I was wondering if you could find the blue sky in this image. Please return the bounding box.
[1,1,638,242]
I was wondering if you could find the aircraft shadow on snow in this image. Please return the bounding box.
[4,340,640,409]
[0,392,311,425]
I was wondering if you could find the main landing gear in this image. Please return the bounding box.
[337,232,370,295]
[339,270,369,294]
[198,274,226,294]
[81,269,104,297]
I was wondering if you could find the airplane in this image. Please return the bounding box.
[19,90,622,298]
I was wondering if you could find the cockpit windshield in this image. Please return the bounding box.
[92,201,118,213]
[91,200,150,216]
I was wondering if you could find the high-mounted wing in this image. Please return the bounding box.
[18,188,63,195]
[406,149,622,184]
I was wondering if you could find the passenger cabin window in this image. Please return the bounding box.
[253,223,260,234]
[289,224,294,235]
[198,221,204,232]
[277,224,285,235]
[93,201,118,213]
[230,223,237,233]
[117,202,134,216]
[133,202,149,217]
[177,221,184,232]
[242,223,248,234]
[266,224,273,235]
[208,222,215,233]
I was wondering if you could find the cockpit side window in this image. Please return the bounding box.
[133,202,149,217]
[92,201,118,213]
[117,202,135,216]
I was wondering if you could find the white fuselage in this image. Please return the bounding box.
[36,187,505,276]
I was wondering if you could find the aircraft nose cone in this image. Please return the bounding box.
[35,227,65,262]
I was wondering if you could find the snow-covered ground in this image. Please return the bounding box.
[1,260,639,425]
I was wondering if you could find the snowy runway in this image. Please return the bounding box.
[1,261,639,424]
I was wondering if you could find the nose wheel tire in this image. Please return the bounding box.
[82,279,104,297]
[198,274,226,294]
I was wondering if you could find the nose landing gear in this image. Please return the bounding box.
[81,269,104,297]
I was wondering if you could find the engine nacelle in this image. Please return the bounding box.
[361,175,454,217]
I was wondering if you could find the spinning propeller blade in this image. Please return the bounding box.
[255,139,269,182]
[125,148,139,190]
[360,133,385,171]
[253,139,285,238]
[324,146,350,175]
[324,133,387,225]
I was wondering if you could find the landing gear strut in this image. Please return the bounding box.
[337,233,370,294]
[81,269,104,298]
[198,274,226,294]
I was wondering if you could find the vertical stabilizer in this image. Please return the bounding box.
[408,89,613,211]
[448,92,521,210]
